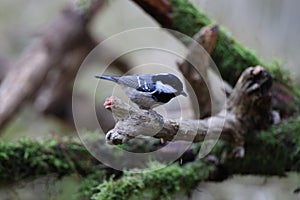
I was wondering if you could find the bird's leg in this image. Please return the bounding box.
[145,109,166,144]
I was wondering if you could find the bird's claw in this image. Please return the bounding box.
[146,110,164,125]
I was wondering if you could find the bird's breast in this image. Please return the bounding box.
[151,91,176,103]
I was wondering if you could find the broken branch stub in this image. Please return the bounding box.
[177,25,219,119]
[104,97,164,145]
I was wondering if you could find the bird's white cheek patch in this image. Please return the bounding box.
[156,81,177,93]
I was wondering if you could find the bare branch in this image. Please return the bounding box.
[34,34,96,115]
[0,1,105,129]
[104,66,274,157]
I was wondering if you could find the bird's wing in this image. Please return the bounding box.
[136,83,156,92]
[118,74,155,91]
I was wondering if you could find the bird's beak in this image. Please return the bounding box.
[95,75,101,79]
[181,91,188,97]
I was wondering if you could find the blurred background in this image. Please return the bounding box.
[0,0,299,199]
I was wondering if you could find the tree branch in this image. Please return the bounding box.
[90,113,300,199]
[33,33,96,116]
[91,160,215,200]
[132,0,300,118]
[130,0,264,84]
[104,66,273,158]
[0,0,105,129]
[1,113,299,197]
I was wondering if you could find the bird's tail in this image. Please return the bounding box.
[95,75,119,83]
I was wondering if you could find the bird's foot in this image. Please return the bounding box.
[145,109,164,125]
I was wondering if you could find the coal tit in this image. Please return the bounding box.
[95,73,187,110]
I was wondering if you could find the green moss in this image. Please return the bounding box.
[170,0,212,37]
[77,170,105,199]
[170,0,261,84]
[1,119,300,199]
[91,161,215,200]
[266,116,300,171]
[267,60,292,85]
[222,116,300,175]
[0,138,108,199]
[170,0,297,89]
[0,138,99,184]
[211,30,263,85]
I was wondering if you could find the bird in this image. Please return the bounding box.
[95,73,187,110]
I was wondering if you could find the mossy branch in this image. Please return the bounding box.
[132,0,289,86]
[1,1,300,199]
[91,161,215,200]
[132,0,300,117]
[90,116,300,199]
[1,115,300,199]
[0,138,113,198]
[0,138,99,183]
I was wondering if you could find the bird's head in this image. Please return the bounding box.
[153,73,187,96]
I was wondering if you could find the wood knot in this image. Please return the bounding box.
[104,96,115,111]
